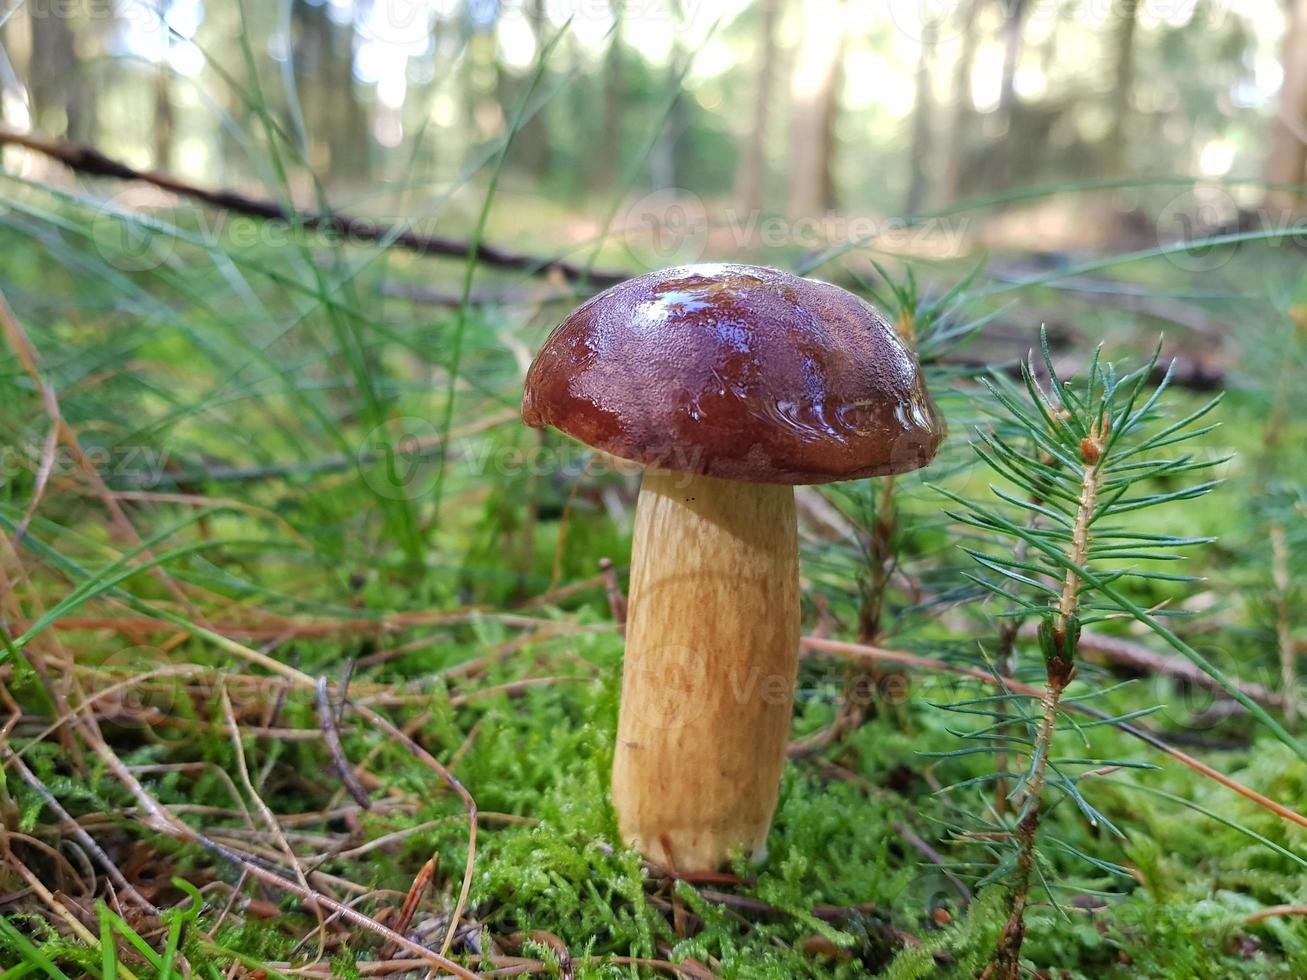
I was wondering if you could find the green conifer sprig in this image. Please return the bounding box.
[938,329,1303,761]
[926,329,1303,975]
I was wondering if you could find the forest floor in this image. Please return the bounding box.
[0,183,1306,978]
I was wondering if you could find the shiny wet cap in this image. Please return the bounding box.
[522,263,944,485]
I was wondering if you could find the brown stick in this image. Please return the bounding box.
[381,855,437,960]
[383,283,581,306]
[1075,629,1283,709]
[0,126,627,286]
[316,676,372,809]
[1246,904,1307,925]
[598,557,627,632]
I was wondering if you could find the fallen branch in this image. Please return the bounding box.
[1074,629,1282,709]
[941,348,1228,393]
[382,283,582,306]
[0,127,627,287]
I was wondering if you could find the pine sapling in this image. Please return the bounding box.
[986,414,1104,977]
[932,331,1301,976]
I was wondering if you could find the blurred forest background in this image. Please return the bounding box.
[4,1,1307,976]
[3,0,1306,265]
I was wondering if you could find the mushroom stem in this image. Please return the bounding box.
[612,468,799,872]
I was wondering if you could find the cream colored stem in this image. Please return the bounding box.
[612,469,799,872]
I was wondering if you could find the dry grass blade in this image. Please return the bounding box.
[1246,904,1307,924]
[3,748,158,915]
[217,682,330,962]
[346,701,479,961]
[381,855,437,961]
[0,288,202,622]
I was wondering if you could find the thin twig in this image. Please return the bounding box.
[316,676,372,809]
[1271,523,1297,725]
[598,558,627,632]
[1246,904,1307,925]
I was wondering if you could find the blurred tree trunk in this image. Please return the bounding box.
[153,1,174,170]
[788,0,847,216]
[596,3,624,190]
[28,8,95,140]
[0,16,11,127]
[994,0,1028,188]
[945,0,981,203]
[998,0,1028,121]
[155,62,174,170]
[294,0,369,180]
[1103,0,1140,175]
[905,19,937,214]
[514,0,552,177]
[651,37,685,190]
[734,0,780,214]
[1266,0,1307,212]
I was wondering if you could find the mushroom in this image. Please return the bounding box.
[522,263,944,872]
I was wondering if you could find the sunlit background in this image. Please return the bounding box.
[2,0,1301,267]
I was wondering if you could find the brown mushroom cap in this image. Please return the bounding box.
[522,263,945,485]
